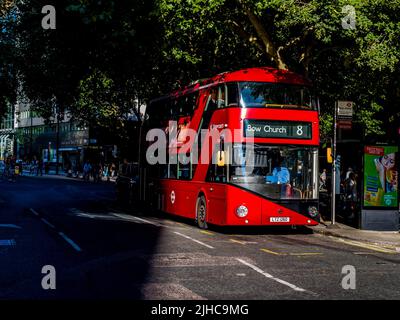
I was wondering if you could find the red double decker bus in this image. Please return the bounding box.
[139,67,320,228]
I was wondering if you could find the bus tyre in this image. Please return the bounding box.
[196,195,208,229]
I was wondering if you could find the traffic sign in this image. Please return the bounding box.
[337,101,353,119]
[337,119,352,129]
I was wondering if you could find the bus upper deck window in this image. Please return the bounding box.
[227,83,239,107]
[217,86,226,109]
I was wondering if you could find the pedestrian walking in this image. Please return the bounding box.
[37,158,43,176]
[83,161,92,182]
[342,172,358,220]
[319,168,327,191]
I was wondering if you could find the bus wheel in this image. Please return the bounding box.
[196,195,208,229]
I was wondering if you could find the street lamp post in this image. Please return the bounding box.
[30,110,33,157]
[56,112,60,175]
[330,101,337,227]
[52,97,61,175]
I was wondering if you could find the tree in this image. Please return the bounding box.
[156,0,400,137]
[0,1,17,118]
[0,0,14,16]
[9,0,400,141]
[14,0,160,123]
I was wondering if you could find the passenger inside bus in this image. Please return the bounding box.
[209,88,218,109]
[267,157,290,184]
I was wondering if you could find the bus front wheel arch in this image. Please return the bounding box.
[196,194,208,229]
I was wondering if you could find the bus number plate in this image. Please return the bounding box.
[270,217,290,223]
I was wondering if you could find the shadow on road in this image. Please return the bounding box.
[0,176,164,300]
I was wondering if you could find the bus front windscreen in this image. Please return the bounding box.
[239,82,317,110]
[229,144,318,200]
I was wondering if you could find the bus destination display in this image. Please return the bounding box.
[244,120,312,139]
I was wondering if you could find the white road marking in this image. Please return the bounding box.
[112,213,162,226]
[229,238,258,245]
[353,252,376,255]
[236,258,309,293]
[0,224,21,229]
[58,232,82,252]
[30,208,82,253]
[29,208,40,216]
[141,283,206,300]
[0,239,16,246]
[69,210,122,221]
[40,218,55,229]
[173,232,215,249]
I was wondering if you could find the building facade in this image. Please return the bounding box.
[0,102,15,160]
[14,98,91,172]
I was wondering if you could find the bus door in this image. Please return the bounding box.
[204,142,229,225]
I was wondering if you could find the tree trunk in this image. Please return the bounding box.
[239,1,288,70]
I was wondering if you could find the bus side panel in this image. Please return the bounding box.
[160,180,197,219]
[204,183,227,225]
[225,185,262,225]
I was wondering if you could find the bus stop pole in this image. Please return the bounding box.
[331,102,337,226]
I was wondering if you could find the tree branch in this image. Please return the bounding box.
[277,26,315,55]
[237,0,288,69]
[227,19,264,52]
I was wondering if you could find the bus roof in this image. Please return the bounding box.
[207,67,309,86]
[151,67,310,103]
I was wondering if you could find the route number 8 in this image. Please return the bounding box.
[297,126,303,136]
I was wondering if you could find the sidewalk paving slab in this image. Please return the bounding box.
[310,221,400,249]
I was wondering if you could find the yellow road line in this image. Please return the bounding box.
[289,252,323,256]
[260,248,284,255]
[174,222,189,228]
[334,238,397,254]
[200,230,214,236]
[230,239,246,245]
[163,220,176,225]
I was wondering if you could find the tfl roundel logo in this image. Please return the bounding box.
[170,191,176,204]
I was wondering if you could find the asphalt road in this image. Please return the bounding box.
[0,176,399,299]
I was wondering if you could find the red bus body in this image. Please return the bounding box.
[140,67,320,227]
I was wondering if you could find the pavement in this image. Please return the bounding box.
[310,222,400,250]
[18,171,117,183]
[1,175,400,299]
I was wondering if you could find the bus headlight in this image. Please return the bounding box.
[236,205,248,218]
[308,206,319,218]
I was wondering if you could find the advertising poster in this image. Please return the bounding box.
[363,146,398,208]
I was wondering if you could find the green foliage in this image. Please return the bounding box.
[75,70,135,131]
[5,0,400,141]
[0,5,17,118]
[319,113,333,142]
[156,0,400,137]
[356,101,385,136]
